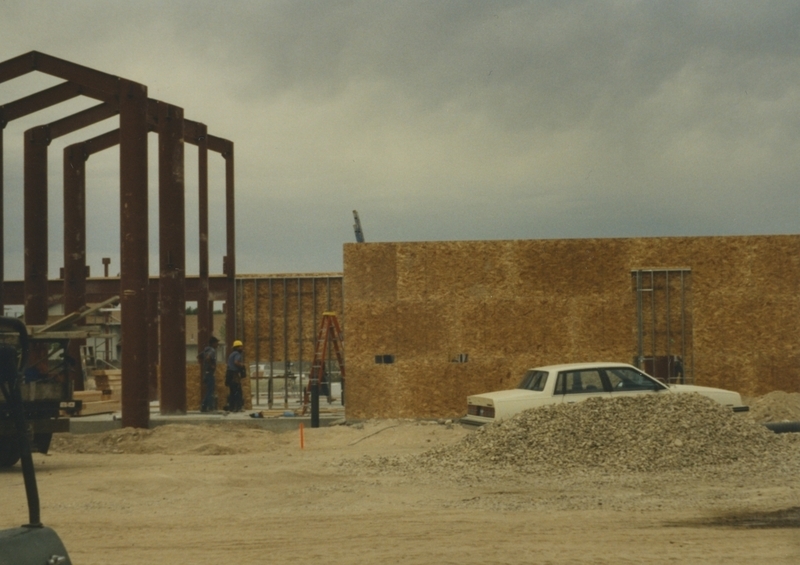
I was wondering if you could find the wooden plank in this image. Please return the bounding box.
[75,399,120,416]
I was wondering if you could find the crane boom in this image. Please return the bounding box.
[352,210,365,243]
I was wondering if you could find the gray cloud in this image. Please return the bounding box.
[0,1,798,284]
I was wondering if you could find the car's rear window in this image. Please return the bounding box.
[517,370,548,391]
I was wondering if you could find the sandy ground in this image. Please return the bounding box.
[1,417,799,565]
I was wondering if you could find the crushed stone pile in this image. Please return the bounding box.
[378,393,797,475]
[744,391,800,423]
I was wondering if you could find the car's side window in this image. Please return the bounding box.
[556,370,604,394]
[606,368,663,391]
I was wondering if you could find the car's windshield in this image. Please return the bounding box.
[517,370,548,391]
[605,367,666,391]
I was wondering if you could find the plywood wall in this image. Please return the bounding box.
[343,236,800,419]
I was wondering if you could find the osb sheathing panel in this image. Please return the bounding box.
[343,235,800,419]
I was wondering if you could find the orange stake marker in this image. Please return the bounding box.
[299,423,305,449]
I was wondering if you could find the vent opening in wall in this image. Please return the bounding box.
[450,353,469,363]
[375,355,395,364]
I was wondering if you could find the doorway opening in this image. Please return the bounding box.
[632,269,693,384]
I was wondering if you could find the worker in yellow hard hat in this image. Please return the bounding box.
[225,339,245,412]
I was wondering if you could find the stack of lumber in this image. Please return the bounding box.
[71,369,122,416]
[92,369,121,396]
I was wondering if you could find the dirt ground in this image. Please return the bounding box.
[0,414,797,565]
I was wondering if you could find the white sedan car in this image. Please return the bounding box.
[462,362,749,427]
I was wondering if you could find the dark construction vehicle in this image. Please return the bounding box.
[0,315,74,564]
[0,297,118,468]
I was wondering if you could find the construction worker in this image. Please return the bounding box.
[225,339,245,412]
[199,336,219,412]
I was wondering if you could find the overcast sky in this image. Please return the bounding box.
[1,1,798,282]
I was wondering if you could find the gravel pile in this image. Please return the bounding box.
[745,390,800,423]
[358,393,798,476]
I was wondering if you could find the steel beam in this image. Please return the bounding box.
[157,101,186,414]
[30,52,119,96]
[1,82,81,123]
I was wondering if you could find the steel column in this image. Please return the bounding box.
[119,78,150,429]
[0,127,4,312]
[23,125,49,324]
[283,278,288,408]
[223,142,236,348]
[297,277,302,392]
[148,288,159,401]
[195,123,211,350]
[254,279,260,404]
[63,143,87,389]
[268,277,274,409]
[157,102,186,414]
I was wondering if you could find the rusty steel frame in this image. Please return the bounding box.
[1,81,104,310]
[63,130,119,391]
[24,102,119,325]
[0,51,235,428]
[59,115,233,412]
[0,52,151,428]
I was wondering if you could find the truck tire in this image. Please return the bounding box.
[0,437,21,467]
